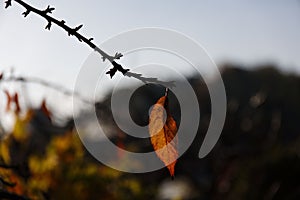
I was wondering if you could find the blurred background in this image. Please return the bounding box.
[1,0,300,199]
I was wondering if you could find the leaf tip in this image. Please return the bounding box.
[167,162,176,178]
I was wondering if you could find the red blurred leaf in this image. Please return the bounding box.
[4,90,12,112]
[13,93,21,114]
[41,99,51,119]
[4,91,21,114]
[149,92,178,178]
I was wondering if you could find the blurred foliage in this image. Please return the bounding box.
[0,64,300,199]
[0,108,153,200]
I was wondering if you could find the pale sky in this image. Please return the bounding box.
[0,0,300,118]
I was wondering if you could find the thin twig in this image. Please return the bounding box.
[0,75,93,105]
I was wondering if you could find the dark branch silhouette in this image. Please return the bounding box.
[0,189,30,200]
[0,177,16,187]
[5,0,175,87]
[0,163,17,169]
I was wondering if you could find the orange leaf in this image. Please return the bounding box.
[149,93,178,178]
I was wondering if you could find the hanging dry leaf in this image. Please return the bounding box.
[149,94,178,178]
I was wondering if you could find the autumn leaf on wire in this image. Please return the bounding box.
[149,88,178,178]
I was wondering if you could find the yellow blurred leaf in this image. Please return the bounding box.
[0,138,11,164]
[12,110,33,141]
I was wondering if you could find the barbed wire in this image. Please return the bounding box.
[5,0,129,78]
[4,0,175,88]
